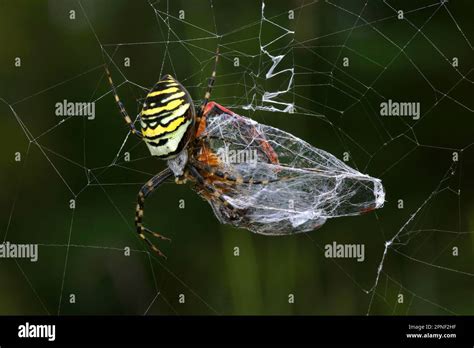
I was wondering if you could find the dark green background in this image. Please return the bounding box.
[0,0,472,315]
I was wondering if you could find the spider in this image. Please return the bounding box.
[104,47,279,257]
[104,47,385,258]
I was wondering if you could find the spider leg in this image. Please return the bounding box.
[190,159,279,185]
[136,168,173,258]
[103,56,143,139]
[187,165,241,219]
[195,46,220,136]
[196,102,280,165]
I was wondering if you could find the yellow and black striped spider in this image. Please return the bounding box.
[104,47,385,258]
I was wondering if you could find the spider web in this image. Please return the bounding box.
[0,0,473,315]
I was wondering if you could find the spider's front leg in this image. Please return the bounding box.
[135,168,173,258]
[104,62,143,139]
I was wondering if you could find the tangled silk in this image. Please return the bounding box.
[196,104,385,235]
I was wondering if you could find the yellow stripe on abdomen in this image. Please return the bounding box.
[143,116,185,138]
[147,87,179,97]
[142,98,184,116]
[159,103,190,124]
[162,91,185,103]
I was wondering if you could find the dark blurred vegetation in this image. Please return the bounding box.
[0,0,472,315]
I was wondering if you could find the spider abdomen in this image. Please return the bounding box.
[140,75,196,159]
